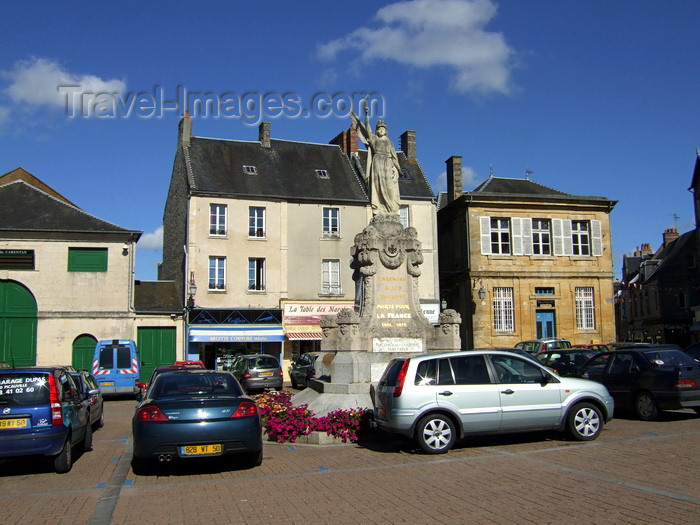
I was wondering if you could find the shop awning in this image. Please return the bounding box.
[188,326,285,342]
[286,332,322,340]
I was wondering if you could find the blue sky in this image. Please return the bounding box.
[2,1,699,281]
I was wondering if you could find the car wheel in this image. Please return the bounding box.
[245,449,263,468]
[565,402,603,441]
[96,411,105,430]
[131,455,150,475]
[83,421,93,452]
[291,376,298,389]
[634,391,659,421]
[415,413,456,454]
[54,437,73,474]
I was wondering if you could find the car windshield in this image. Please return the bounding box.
[643,350,697,368]
[151,372,243,398]
[248,357,279,370]
[0,373,50,405]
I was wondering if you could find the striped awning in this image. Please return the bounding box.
[286,332,322,340]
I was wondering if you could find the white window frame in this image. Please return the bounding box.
[248,258,266,291]
[243,165,257,175]
[323,207,340,237]
[208,256,226,290]
[249,207,266,238]
[321,259,341,294]
[209,204,227,236]
[572,221,591,256]
[399,205,410,228]
[531,218,552,255]
[575,287,595,330]
[490,218,511,255]
[493,287,514,332]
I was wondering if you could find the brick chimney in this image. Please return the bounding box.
[400,130,416,160]
[663,228,679,247]
[329,126,358,153]
[178,110,192,148]
[259,121,271,148]
[446,156,463,203]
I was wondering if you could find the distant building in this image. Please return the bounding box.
[161,116,438,370]
[619,150,700,346]
[0,167,180,372]
[438,158,617,348]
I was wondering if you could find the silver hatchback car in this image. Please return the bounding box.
[374,350,614,454]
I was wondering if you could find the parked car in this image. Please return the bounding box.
[231,354,283,393]
[573,343,610,353]
[575,345,700,420]
[537,349,598,376]
[0,366,92,473]
[131,369,262,471]
[288,352,320,389]
[69,370,105,431]
[137,361,207,395]
[515,338,572,355]
[684,342,700,361]
[373,350,614,454]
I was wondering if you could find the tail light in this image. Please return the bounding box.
[676,378,698,388]
[541,343,547,352]
[47,374,63,425]
[137,405,168,421]
[243,371,253,380]
[393,359,411,398]
[278,370,283,377]
[232,401,259,418]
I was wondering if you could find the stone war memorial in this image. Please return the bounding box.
[294,103,462,416]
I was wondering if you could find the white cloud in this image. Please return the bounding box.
[435,165,480,193]
[137,226,163,251]
[2,57,126,109]
[318,0,515,95]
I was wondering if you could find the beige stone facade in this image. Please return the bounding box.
[439,173,617,349]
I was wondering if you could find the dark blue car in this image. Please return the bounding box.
[132,370,262,473]
[0,366,91,473]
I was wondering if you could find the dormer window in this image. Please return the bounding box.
[316,169,329,179]
[399,169,411,180]
[243,165,257,176]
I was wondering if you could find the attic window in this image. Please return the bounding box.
[316,169,329,179]
[399,168,411,180]
[243,165,257,176]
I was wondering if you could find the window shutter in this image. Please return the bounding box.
[480,216,491,255]
[512,218,523,256]
[591,220,603,256]
[552,219,564,256]
[562,220,573,256]
[521,218,533,256]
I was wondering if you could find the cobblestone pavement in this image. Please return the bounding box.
[1,398,700,524]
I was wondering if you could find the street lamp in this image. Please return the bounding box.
[187,273,197,309]
[478,286,486,300]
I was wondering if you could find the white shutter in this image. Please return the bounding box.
[562,220,573,256]
[512,218,523,256]
[552,218,564,256]
[480,216,492,255]
[591,220,603,256]
[521,218,533,256]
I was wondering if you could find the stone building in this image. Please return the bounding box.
[438,158,617,348]
[0,167,180,373]
[160,115,438,371]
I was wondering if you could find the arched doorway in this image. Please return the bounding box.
[72,334,97,371]
[0,280,38,366]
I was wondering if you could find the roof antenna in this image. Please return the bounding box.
[489,164,494,178]
[525,168,533,180]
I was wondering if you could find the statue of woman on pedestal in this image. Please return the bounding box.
[351,100,402,216]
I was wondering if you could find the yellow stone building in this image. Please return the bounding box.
[438,157,617,348]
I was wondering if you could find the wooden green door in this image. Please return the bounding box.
[137,327,177,381]
[72,334,97,371]
[0,280,37,366]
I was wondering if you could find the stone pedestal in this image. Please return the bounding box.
[296,215,461,415]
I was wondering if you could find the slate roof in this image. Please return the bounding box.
[0,177,141,238]
[186,137,368,203]
[184,134,435,203]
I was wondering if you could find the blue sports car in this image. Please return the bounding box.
[131,369,262,472]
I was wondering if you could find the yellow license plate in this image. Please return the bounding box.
[0,418,29,429]
[181,444,222,456]
[259,371,273,376]
[100,382,114,386]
